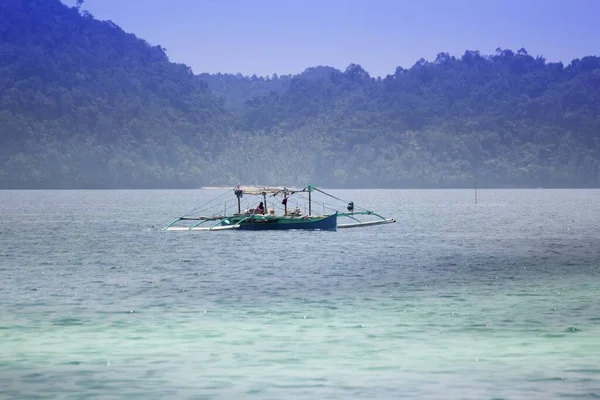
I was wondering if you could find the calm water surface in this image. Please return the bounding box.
[1,189,599,399]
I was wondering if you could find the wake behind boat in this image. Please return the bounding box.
[163,185,395,232]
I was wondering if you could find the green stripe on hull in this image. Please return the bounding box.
[225,213,337,231]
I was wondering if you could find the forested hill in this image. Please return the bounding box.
[0,0,228,188]
[233,56,600,188]
[1,0,600,188]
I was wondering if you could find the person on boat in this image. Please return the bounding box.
[256,202,265,214]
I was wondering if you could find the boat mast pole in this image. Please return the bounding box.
[308,185,312,216]
[234,186,243,214]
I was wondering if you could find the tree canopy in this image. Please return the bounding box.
[1,0,599,188]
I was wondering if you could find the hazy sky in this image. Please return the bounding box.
[63,0,600,77]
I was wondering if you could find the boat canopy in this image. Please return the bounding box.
[234,185,306,196]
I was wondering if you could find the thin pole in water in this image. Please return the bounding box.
[475,184,478,205]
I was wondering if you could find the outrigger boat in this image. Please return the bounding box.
[163,185,395,232]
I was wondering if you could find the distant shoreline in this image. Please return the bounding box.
[1,186,599,191]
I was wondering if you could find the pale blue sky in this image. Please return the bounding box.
[63,0,600,77]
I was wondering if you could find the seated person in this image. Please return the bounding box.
[255,201,265,214]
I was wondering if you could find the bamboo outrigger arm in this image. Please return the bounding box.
[163,216,248,231]
[336,211,396,229]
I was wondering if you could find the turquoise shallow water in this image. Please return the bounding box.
[1,189,600,399]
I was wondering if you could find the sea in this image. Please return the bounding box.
[1,189,599,399]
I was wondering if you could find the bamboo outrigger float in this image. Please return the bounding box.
[163,185,395,232]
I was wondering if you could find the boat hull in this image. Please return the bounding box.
[228,213,337,231]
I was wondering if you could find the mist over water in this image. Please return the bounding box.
[1,189,599,399]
